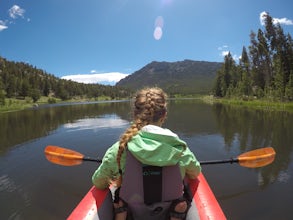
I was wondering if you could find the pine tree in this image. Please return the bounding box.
[285,71,293,100]
[263,12,277,53]
[213,52,237,97]
[0,80,5,105]
[249,30,265,95]
[238,47,252,96]
[257,29,272,88]
[213,70,224,97]
[273,55,285,100]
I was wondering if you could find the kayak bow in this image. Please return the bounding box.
[67,173,226,220]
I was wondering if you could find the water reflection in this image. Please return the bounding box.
[63,116,129,132]
[212,103,293,187]
[0,101,131,154]
[166,99,218,135]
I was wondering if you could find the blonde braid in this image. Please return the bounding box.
[116,87,167,187]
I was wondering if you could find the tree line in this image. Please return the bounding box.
[0,57,132,105]
[213,13,293,101]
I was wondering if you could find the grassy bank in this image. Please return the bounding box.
[0,96,115,113]
[0,99,33,113]
[202,95,293,112]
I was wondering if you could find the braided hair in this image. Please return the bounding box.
[116,87,167,187]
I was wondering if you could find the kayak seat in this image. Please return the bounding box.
[118,150,190,220]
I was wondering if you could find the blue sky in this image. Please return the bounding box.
[1,0,293,85]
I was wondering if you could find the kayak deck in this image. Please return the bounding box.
[68,173,226,220]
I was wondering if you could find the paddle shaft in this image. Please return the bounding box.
[200,158,239,165]
[83,156,238,165]
[83,157,102,163]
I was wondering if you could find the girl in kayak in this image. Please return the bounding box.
[92,87,201,220]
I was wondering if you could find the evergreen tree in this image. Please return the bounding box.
[0,80,5,105]
[249,30,264,93]
[285,71,293,100]
[238,46,252,96]
[257,29,272,87]
[273,55,285,100]
[239,46,250,74]
[263,12,277,53]
[213,70,224,97]
[43,79,51,96]
[6,75,17,98]
[20,79,31,97]
[213,53,237,97]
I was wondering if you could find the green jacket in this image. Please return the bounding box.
[92,125,201,189]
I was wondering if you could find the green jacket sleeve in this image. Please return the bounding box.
[180,147,201,179]
[91,142,126,189]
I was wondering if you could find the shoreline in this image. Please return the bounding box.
[1,95,293,114]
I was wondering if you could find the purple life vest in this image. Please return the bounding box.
[119,151,183,219]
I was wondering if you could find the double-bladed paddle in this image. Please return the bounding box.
[44,145,276,168]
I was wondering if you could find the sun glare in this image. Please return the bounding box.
[153,16,164,40]
[153,27,163,40]
[161,0,173,6]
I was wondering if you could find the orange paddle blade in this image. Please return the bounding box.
[44,145,84,166]
[238,147,276,168]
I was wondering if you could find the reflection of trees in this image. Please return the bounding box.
[212,103,293,186]
[0,101,131,154]
[164,99,218,135]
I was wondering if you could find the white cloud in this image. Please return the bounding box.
[260,11,293,26]
[218,45,239,61]
[9,5,25,19]
[61,72,129,85]
[0,20,8,31]
[221,50,230,56]
[274,17,293,25]
[217,45,228,51]
[233,54,239,61]
[1,5,27,30]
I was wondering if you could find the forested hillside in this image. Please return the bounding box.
[0,58,222,106]
[0,57,131,105]
[116,60,222,95]
[213,13,293,101]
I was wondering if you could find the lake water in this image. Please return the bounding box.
[0,99,293,220]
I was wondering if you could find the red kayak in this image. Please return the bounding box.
[68,173,226,220]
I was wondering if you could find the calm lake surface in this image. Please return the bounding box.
[1,99,293,220]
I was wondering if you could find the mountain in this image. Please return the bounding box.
[116,60,222,95]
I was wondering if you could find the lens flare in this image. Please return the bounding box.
[153,27,163,40]
[161,0,173,7]
[153,16,164,40]
[155,16,164,28]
